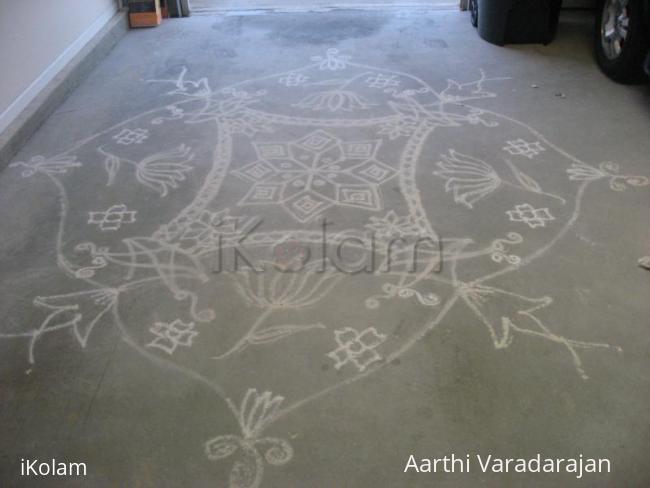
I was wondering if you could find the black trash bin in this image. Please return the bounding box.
[476,0,562,46]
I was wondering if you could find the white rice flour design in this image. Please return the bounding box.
[204,389,293,488]
[99,144,194,197]
[147,319,198,354]
[503,139,546,159]
[3,48,647,488]
[327,327,387,372]
[434,149,501,209]
[278,72,309,87]
[88,204,137,231]
[113,128,149,145]
[506,203,555,228]
[366,73,400,89]
[233,130,395,222]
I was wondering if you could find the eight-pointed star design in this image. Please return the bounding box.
[232,130,396,223]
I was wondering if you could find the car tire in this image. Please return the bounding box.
[595,0,649,83]
[470,0,478,28]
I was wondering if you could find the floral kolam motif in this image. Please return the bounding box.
[4,49,647,487]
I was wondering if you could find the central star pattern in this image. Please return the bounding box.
[232,130,396,222]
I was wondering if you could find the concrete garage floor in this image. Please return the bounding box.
[1,7,650,488]
[189,0,457,14]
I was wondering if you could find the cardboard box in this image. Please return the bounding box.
[129,0,162,28]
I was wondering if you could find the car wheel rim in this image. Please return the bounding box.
[601,0,630,60]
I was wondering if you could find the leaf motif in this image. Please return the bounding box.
[460,284,552,350]
[24,289,119,363]
[205,435,240,460]
[104,153,121,186]
[388,100,420,120]
[248,324,325,345]
[257,438,294,466]
[512,167,542,193]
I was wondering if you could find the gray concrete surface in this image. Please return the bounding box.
[190,0,458,14]
[1,8,650,488]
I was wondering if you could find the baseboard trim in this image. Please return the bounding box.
[0,10,128,169]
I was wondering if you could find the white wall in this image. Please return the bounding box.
[0,0,118,133]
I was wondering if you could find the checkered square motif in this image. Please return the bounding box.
[327,327,387,372]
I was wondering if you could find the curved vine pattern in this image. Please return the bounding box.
[490,232,523,265]
[567,161,649,191]
[365,283,440,309]
[2,48,647,487]
[10,154,81,176]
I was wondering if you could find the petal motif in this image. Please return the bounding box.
[434,150,501,209]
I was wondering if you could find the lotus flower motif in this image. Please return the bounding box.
[135,144,194,197]
[294,90,374,112]
[233,259,343,309]
[98,144,194,197]
[433,149,501,209]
